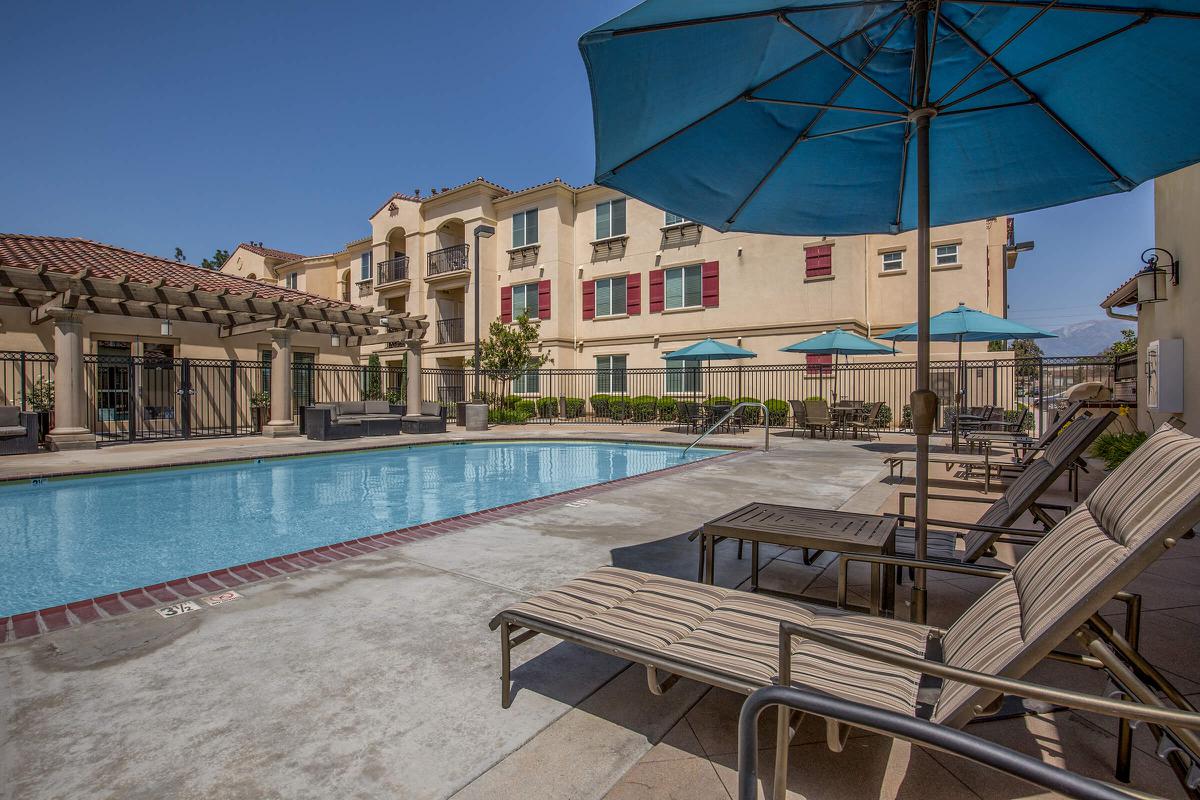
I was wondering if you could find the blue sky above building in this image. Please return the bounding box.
[0,0,1150,326]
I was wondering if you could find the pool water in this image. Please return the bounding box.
[0,441,725,616]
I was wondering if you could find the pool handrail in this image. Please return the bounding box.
[738,684,1147,800]
[684,401,769,455]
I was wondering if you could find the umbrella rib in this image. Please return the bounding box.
[931,0,1060,108]
[728,13,909,228]
[893,19,921,230]
[936,16,1126,183]
[951,0,1200,21]
[747,98,907,117]
[922,0,944,106]
[938,14,1150,113]
[937,98,1035,116]
[775,14,913,111]
[598,8,906,180]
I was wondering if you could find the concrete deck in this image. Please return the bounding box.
[0,426,887,799]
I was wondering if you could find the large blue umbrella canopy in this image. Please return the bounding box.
[579,0,1200,623]
[781,327,894,355]
[878,304,1056,343]
[661,338,757,360]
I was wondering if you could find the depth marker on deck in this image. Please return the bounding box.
[155,601,202,619]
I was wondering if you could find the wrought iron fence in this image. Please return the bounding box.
[377,255,409,285]
[436,317,465,344]
[427,244,469,276]
[0,350,56,411]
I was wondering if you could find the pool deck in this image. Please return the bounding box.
[0,427,1195,799]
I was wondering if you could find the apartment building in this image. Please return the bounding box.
[232,178,1019,381]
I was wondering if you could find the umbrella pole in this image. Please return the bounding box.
[912,3,932,625]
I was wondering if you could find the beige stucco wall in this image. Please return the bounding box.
[1139,164,1200,435]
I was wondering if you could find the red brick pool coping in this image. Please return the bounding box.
[0,448,747,644]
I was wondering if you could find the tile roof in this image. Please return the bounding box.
[0,234,363,308]
[235,242,307,262]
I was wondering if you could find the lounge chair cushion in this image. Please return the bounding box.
[0,425,27,437]
[364,400,392,414]
[339,401,364,415]
[0,407,18,427]
[934,424,1200,725]
[505,566,932,716]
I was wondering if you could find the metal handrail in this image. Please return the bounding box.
[684,401,769,455]
[738,685,1145,800]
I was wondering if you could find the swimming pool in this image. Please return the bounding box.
[0,441,725,617]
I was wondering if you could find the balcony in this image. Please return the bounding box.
[377,255,409,286]
[436,317,465,345]
[427,244,470,277]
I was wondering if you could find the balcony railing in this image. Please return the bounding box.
[427,244,470,277]
[436,317,465,345]
[377,255,409,285]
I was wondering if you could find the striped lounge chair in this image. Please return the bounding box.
[490,424,1200,798]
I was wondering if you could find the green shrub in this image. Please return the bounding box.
[609,396,630,419]
[901,404,912,429]
[734,396,761,424]
[764,399,789,426]
[630,395,658,421]
[705,395,732,407]
[657,396,678,421]
[563,397,585,418]
[1003,403,1035,433]
[502,394,522,409]
[590,394,611,417]
[515,399,537,418]
[872,403,893,429]
[536,397,558,418]
[1091,430,1146,470]
[488,407,531,425]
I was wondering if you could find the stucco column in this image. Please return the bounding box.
[406,342,423,413]
[263,327,300,437]
[45,308,98,451]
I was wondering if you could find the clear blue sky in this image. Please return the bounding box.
[0,1,1151,326]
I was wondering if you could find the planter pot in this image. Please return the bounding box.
[252,406,269,432]
[464,402,489,432]
[35,411,51,444]
[455,401,468,427]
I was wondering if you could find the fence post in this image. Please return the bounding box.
[128,355,137,443]
[19,351,27,411]
[1037,357,1045,435]
[180,358,192,439]
[230,361,238,436]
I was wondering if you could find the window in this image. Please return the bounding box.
[881,250,904,272]
[513,209,539,248]
[596,355,627,394]
[511,283,539,320]
[594,275,627,317]
[513,361,540,394]
[805,245,832,278]
[293,352,315,408]
[595,198,626,239]
[665,357,703,394]
[285,272,298,290]
[935,244,959,266]
[664,264,702,310]
[360,252,372,281]
[664,211,688,226]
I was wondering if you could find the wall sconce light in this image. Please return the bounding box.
[1137,247,1180,304]
[160,319,172,336]
[331,333,341,347]
[737,247,743,259]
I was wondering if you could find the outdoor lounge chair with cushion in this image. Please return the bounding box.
[0,406,38,454]
[490,424,1200,799]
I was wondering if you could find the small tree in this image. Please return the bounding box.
[201,248,231,270]
[363,353,383,399]
[466,313,552,392]
[1099,328,1137,358]
[174,247,186,263]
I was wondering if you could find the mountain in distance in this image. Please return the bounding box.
[1038,318,1132,357]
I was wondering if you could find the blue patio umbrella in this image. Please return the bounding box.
[880,304,1055,445]
[781,327,893,401]
[662,338,756,398]
[579,0,1200,622]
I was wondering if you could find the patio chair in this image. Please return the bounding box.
[846,402,884,441]
[490,423,1200,799]
[675,401,702,433]
[787,400,807,435]
[0,406,38,454]
[972,406,1032,435]
[802,399,833,439]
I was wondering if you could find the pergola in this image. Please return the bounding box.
[0,260,430,449]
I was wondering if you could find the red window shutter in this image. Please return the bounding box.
[500,285,512,323]
[806,353,833,376]
[538,279,551,320]
[805,245,832,278]
[582,280,596,320]
[626,273,641,315]
[648,269,665,313]
[701,261,719,308]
